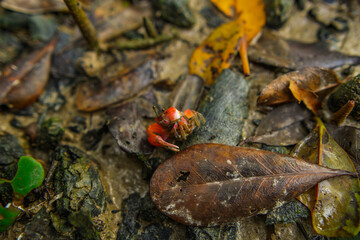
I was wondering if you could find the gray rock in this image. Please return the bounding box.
[152,0,195,28]
[183,69,249,148]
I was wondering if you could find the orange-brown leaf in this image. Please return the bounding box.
[257,67,340,110]
[289,80,321,115]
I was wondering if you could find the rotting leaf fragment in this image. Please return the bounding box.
[150,143,356,226]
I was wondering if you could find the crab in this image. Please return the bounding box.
[146,107,205,151]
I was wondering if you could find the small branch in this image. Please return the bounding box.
[64,0,99,52]
[143,17,158,38]
[102,32,177,51]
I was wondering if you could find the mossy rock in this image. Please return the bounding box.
[328,74,360,121]
[51,145,106,240]
[36,117,65,149]
[152,0,195,28]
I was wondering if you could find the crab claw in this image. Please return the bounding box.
[147,122,180,152]
[148,134,180,152]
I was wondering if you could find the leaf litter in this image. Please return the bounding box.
[1,0,360,239]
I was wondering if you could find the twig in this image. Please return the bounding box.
[102,32,177,51]
[143,17,158,38]
[63,0,99,52]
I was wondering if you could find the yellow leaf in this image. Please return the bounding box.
[191,0,265,84]
[189,17,244,85]
[210,0,235,18]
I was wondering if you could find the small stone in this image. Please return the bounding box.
[0,132,25,166]
[116,193,173,240]
[265,0,294,29]
[29,15,57,42]
[35,117,65,149]
[152,0,195,28]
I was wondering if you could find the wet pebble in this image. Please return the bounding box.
[116,193,174,239]
[265,0,294,29]
[35,117,65,150]
[152,0,195,28]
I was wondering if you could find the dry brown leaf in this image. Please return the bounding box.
[257,67,340,114]
[0,38,57,109]
[150,143,355,226]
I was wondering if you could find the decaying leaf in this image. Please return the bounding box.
[150,143,355,226]
[75,60,157,112]
[96,4,152,42]
[257,67,340,114]
[292,119,360,237]
[244,103,311,146]
[248,30,360,70]
[189,0,265,84]
[170,74,204,111]
[0,38,57,109]
[326,125,360,169]
[107,89,158,155]
[1,0,67,14]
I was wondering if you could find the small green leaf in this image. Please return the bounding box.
[0,205,21,232]
[10,156,45,197]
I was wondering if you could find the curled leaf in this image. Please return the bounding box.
[150,143,355,226]
[257,67,340,114]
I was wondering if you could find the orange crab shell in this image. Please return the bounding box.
[156,107,182,128]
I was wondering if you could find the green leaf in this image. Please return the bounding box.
[292,118,360,237]
[0,205,21,232]
[10,156,45,197]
